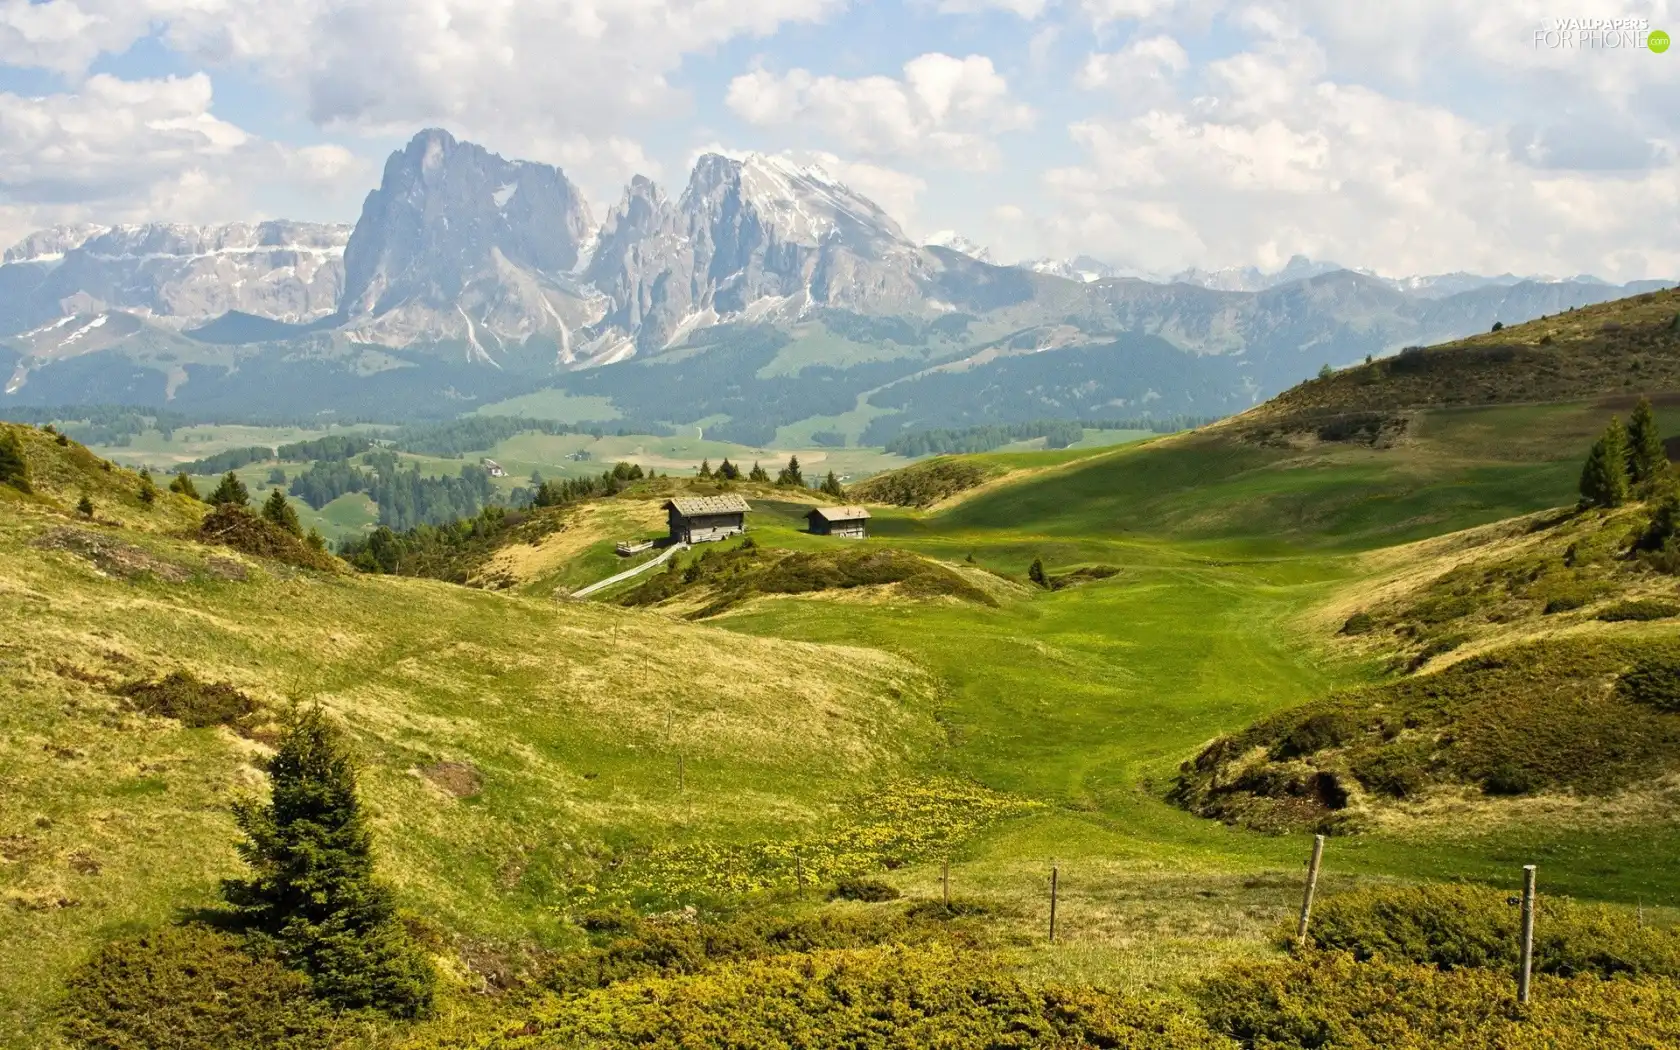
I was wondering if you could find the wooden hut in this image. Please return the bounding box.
[664,495,750,544]
[806,505,871,538]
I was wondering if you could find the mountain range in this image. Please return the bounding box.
[1,128,1672,443]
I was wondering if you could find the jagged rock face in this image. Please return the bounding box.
[340,129,600,358]
[0,221,348,333]
[583,153,930,352]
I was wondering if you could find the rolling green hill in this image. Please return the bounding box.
[11,290,1680,1049]
[1240,286,1680,427]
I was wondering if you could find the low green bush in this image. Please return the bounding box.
[60,924,334,1050]
[443,946,1232,1049]
[546,904,980,995]
[1199,951,1680,1050]
[1340,611,1376,635]
[1617,654,1680,712]
[830,876,901,902]
[1303,884,1680,979]
[117,670,259,730]
[1598,599,1680,622]
[1174,637,1680,831]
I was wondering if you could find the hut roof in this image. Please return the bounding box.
[665,495,752,517]
[808,505,872,522]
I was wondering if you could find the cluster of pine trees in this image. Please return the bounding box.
[1579,397,1671,508]
[526,461,646,508]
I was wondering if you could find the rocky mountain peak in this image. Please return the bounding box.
[337,128,601,354]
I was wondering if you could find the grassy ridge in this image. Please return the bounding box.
[1245,286,1680,425]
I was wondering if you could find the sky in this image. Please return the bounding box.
[0,0,1675,281]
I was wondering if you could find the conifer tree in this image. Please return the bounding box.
[820,471,844,498]
[777,456,804,487]
[697,459,713,479]
[1580,416,1632,509]
[0,431,30,493]
[1028,557,1049,588]
[170,471,200,500]
[263,488,303,535]
[223,707,434,1016]
[138,469,157,506]
[1627,396,1668,493]
[748,461,770,483]
[717,458,741,481]
[208,471,250,507]
[77,494,94,518]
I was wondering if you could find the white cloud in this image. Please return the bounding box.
[1079,0,1190,24]
[1043,25,1680,281]
[933,0,1052,16]
[726,52,1033,169]
[1078,32,1189,103]
[0,72,368,251]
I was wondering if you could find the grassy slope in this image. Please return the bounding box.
[12,289,1680,1041]
[0,442,944,1046]
[1243,286,1680,424]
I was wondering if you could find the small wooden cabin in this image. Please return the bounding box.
[806,505,871,538]
[665,495,750,544]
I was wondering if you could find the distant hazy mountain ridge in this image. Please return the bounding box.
[0,127,1672,429]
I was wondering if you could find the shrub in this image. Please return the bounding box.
[506,946,1231,1050]
[60,924,334,1050]
[118,671,259,729]
[547,905,988,996]
[0,430,31,493]
[76,494,94,518]
[1340,611,1376,635]
[1617,654,1680,712]
[198,504,338,571]
[1302,884,1680,979]
[1269,713,1354,761]
[1199,952,1680,1050]
[830,876,901,902]
[1598,600,1680,622]
[170,471,200,500]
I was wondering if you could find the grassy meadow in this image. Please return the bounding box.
[8,378,1680,1045]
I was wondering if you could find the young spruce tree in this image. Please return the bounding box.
[748,461,770,484]
[208,470,250,507]
[820,471,844,498]
[777,456,804,487]
[170,471,200,500]
[1028,557,1049,588]
[223,707,434,1016]
[262,488,303,535]
[1627,396,1669,493]
[1580,416,1632,509]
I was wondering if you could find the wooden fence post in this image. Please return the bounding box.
[1295,834,1326,947]
[1049,864,1059,943]
[942,858,951,908]
[1518,865,1537,1006]
[795,849,804,898]
[678,753,685,794]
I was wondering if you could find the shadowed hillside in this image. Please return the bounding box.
[1237,287,1680,429]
